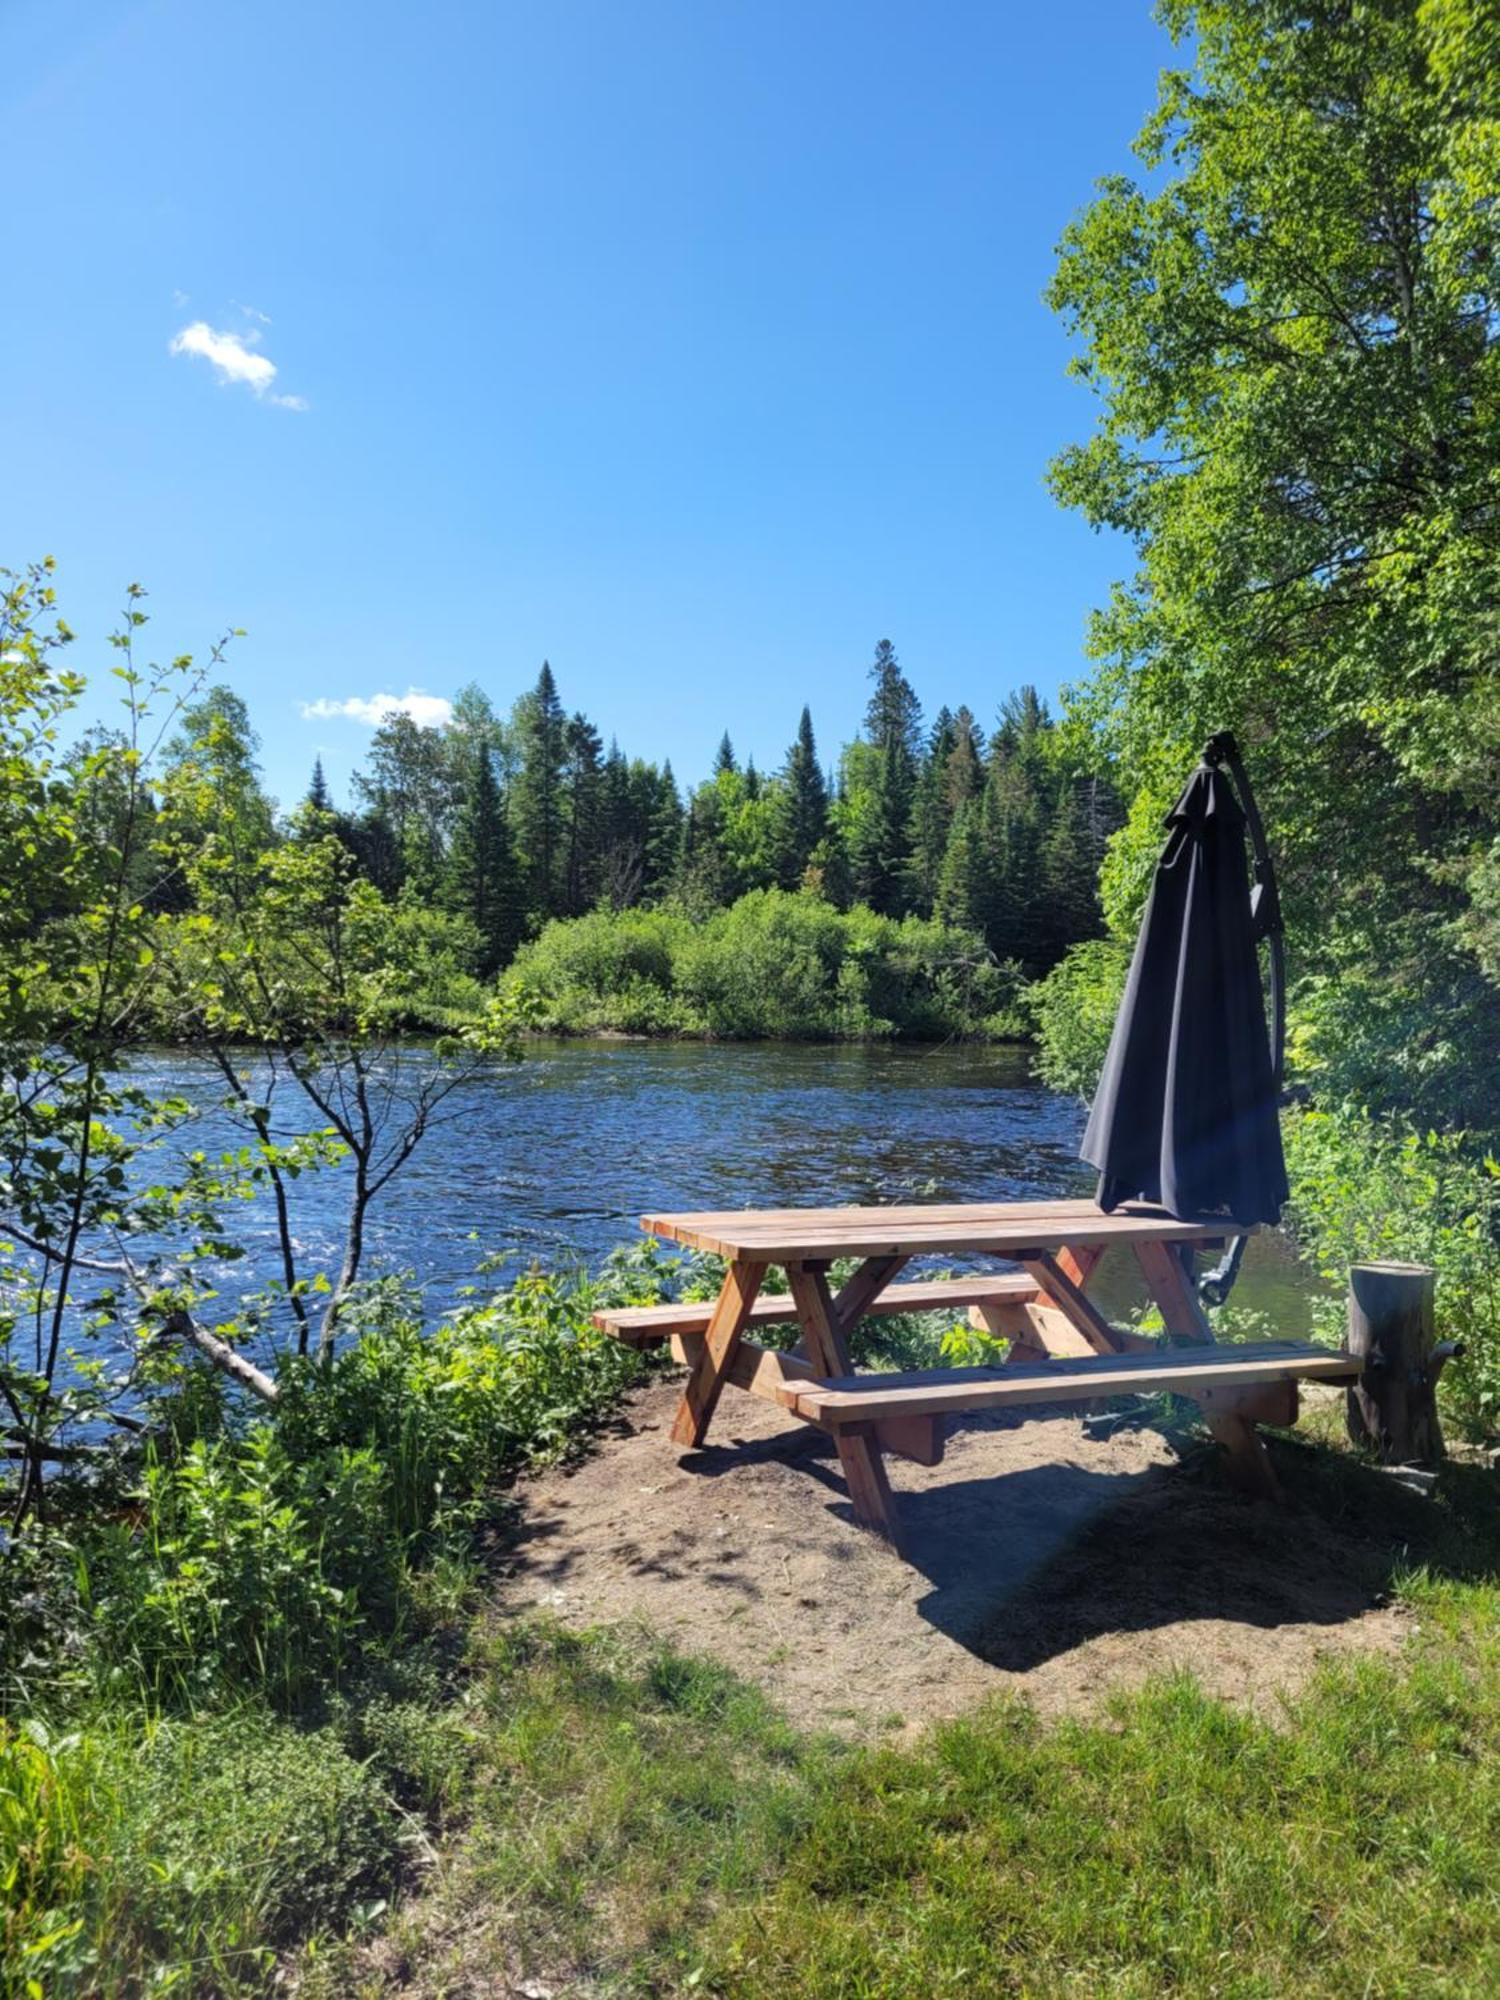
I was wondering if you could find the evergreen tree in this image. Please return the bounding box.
[943,706,985,811]
[598,741,641,909]
[562,712,605,916]
[775,706,830,889]
[444,746,526,974]
[714,731,738,775]
[847,639,922,914]
[907,707,957,910]
[511,661,568,920]
[643,763,683,899]
[306,755,332,814]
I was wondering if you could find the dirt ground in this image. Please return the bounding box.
[492,1378,1412,1732]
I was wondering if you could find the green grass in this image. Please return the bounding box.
[12,1260,1500,1997]
[1,1705,401,1994]
[303,1531,1500,2000]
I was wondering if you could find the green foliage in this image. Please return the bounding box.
[1284,1109,1500,1438]
[1046,0,1500,1128]
[704,1636,1500,1997]
[510,889,1027,1040]
[0,1244,697,1991]
[317,1549,1500,2000]
[5,1256,669,1714]
[1026,935,1131,1099]
[1,1709,398,1996]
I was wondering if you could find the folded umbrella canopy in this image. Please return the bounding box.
[1082,732,1289,1234]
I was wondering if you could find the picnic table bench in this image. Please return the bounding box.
[594,1197,1360,1555]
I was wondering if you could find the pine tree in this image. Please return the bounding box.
[562,712,605,916]
[643,763,683,899]
[714,731,738,775]
[776,706,829,889]
[511,661,568,921]
[848,640,922,914]
[444,747,526,974]
[306,755,332,813]
[906,707,957,911]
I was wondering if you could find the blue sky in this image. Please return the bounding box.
[5,0,1168,810]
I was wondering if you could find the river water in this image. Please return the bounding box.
[124,1039,1321,1336]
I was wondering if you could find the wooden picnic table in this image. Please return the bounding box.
[595,1197,1360,1556]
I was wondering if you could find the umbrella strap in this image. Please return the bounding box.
[1197,1232,1248,1309]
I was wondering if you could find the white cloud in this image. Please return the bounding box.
[300,689,454,729]
[233,299,273,325]
[169,319,307,409]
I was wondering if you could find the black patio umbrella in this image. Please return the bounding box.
[1081,732,1288,1262]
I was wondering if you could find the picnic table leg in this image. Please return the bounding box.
[1133,1239,1281,1499]
[670,1260,766,1449]
[786,1261,904,1552]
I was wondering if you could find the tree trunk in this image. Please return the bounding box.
[1345,1261,1445,1465]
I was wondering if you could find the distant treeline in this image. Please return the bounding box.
[276,638,1117,980]
[89,639,1116,1014]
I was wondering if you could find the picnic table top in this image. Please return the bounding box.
[640,1196,1251,1264]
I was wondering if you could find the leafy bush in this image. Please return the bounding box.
[1284,1110,1500,1439]
[3,1252,679,1716]
[1026,934,1130,1098]
[511,889,1025,1041]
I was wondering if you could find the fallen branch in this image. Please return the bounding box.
[2,1437,111,1464]
[160,1309,280,1404]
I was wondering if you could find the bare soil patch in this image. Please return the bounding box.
[492,1378,1411,1732]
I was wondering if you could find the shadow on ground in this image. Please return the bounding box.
[491,1380,1476,1728]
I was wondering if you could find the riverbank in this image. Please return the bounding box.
[11,1258,1500,1997]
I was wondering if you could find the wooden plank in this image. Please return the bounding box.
[640,1201,1253,1263]
[786,1260,903,1549]
[593,1272,1040,1345]
[785,1263,853,1376]
[1204,1412,1282,1499]
[1017,1250,1126,1355]
[832,1254,910,1326]
[782,1341,1361,1425]
[1011,1301,1109,1359]
[876,1414,944,1467]
[641,1196,1132,1231]
[1052,1242,1104,1292]
[670,1261,766,1448]
[669,1330,817,1400]
[1192,1377,1298,1426]
[834,1422,904,1553]
[1134,1239,1217,1344]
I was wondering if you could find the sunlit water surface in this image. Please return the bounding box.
[121,1038,1322,1340]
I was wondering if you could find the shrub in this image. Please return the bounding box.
[4,1254,678,1716]
[1284,1109,1500,1439]
[511,890,1024,1041]
[1026,935,1130,1098]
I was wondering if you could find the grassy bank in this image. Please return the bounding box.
[8,1241,1500,1993]
[317,1454,1500,1997]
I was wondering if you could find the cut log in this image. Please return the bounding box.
[1345,1261,1444,1465]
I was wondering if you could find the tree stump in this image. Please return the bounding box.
[1345,1261,1445,1465]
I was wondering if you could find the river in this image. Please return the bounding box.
[124,1039,1322,1336]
